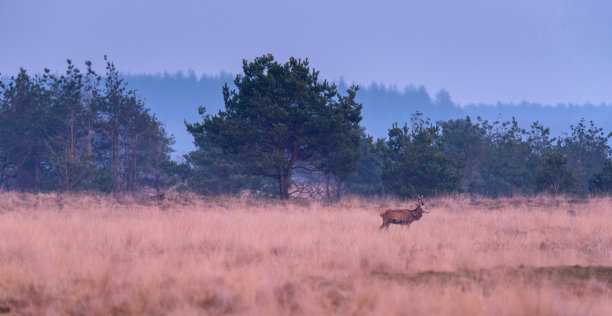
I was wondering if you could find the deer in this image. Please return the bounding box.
[379,194,429,230]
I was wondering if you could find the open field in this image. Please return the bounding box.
[0,193,611,315]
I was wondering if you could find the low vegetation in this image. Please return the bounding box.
[0,193,610,315]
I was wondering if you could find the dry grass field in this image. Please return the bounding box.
[0,192,611,315]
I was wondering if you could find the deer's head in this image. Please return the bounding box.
[417,194,429,213]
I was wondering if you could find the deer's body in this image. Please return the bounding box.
[379,195,429,230]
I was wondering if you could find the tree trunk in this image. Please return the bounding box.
[122,141,129,194]
[154,172,160,195]
[278,143,300,200]
[113,124,120,196]
[64,162,69,192]
[279,164,296,200]
[87,113,92,156]
[278,168,289,199]
[325,174,330,200]
[131,147,137,195]
[70,110,75,160]
[34,157,40,194]
[0,162,5,188]
[279,153,300,199]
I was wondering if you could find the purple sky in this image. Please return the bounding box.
[2,0,612,104]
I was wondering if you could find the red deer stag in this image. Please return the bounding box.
[379,195,429,230]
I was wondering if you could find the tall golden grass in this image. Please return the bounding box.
[0,192,611,315]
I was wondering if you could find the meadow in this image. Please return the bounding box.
[0,192,611,315]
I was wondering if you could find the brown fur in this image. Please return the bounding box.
[379,196,429,230]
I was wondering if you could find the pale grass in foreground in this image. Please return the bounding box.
[0,193,611,315]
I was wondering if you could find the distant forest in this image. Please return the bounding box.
[2,56,612,199]
[125,72,612,156]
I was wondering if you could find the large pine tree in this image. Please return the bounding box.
[187,55,362,199]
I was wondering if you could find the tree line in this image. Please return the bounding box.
[0,57,177,195]
[2,55,612,199]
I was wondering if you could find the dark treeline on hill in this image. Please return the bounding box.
[0,58,179,195]
[3,55,612,199]
[346,83,612,146]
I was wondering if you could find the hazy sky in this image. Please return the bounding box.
[1,0,612,104]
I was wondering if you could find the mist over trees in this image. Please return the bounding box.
[2,55,612,199]
[123,72,612,156]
